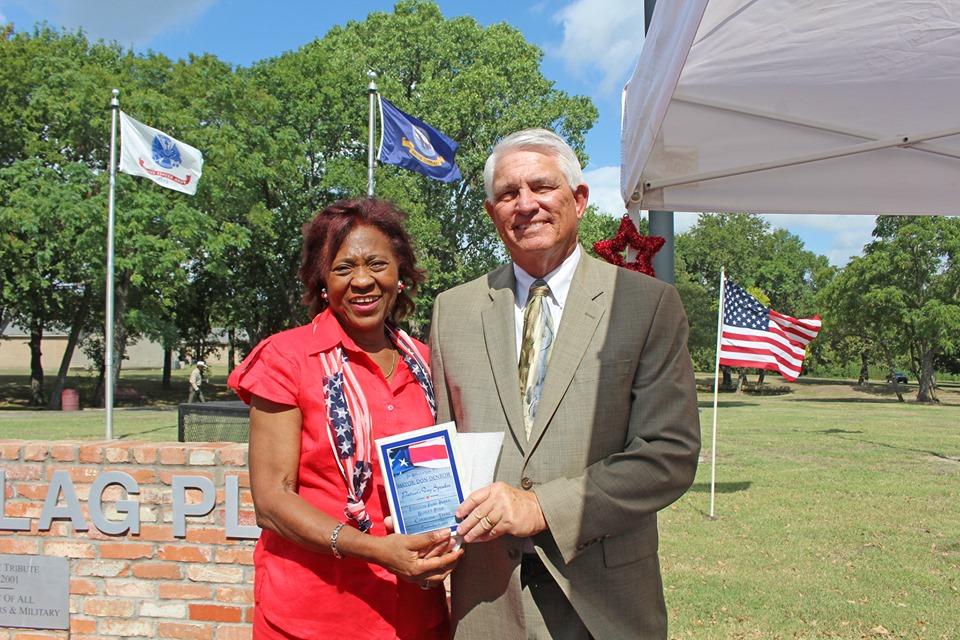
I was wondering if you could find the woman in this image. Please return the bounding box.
[228,198,461,639]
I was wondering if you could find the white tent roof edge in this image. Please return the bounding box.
[619,0,709,206]
[620,0,960,217]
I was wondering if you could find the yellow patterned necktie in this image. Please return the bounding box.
[519,279,555,440]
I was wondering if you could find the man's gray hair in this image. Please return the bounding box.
[483,128,585,202]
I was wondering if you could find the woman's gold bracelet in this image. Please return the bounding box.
[330,522,346,559]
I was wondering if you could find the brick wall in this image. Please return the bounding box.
[0,440,256,640]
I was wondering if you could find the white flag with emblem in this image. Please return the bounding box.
[119,111,203,195]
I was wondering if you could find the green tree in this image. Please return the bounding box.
[676,213,830,376]
[0,28,249,401]
[821,216,960,401]
[235,0,597,342]
[0,160,102,404]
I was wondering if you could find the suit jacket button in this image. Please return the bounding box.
[520,477,533,490]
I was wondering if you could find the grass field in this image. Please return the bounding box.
[0,374,958,637]
[663,378,960,639]
[0,367,232,440]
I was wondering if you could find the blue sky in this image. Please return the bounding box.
[0,0,877,265]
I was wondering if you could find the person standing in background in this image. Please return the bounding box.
[187,360,207,403]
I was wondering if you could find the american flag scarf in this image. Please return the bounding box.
[316,321,436,532]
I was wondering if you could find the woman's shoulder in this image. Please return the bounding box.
[260,322,318,352]
[410,335,429,361]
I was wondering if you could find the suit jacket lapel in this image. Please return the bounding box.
[526,254,606,459]
[481,265,527,450]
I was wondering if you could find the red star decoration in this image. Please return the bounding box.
[592,215,665,277]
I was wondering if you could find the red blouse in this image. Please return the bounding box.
[228,310,447,639]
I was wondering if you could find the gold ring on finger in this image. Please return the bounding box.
[480,516,493,530]
[472,511,485,520]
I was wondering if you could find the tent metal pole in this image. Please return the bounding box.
[644,0,675,285]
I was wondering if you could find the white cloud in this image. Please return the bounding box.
[550,0,646,95]
[583,166,703,237]
[583,166,624,216]
[761,214,876,266]
[9,0,215,47]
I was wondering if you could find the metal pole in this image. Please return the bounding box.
[367,71,378,197]
[105,89,119,439]
[644,0,675,285]
[709,267,726,519]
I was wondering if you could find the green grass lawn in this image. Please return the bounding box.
[0,373,958,637]
[0,367,236,440]
[663,380,960,639]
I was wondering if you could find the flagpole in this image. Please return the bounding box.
[105,89,119,440]
[709,267,726,518]
[367,71,377,197]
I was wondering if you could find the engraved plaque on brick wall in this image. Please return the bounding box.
[0,554,69,630]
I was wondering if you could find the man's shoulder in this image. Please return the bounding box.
[578,253,674,298]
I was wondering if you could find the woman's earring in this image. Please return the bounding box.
[321,288,328,300]
[397,281,405,293]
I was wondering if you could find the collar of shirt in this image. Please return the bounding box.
[512,244,581,360]
[306,309,413,387]
[513,244,581,309]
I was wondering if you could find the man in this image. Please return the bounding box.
[429,129,700,639]
[187,360,207,403]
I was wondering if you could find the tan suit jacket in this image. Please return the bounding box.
[429,252,701,639]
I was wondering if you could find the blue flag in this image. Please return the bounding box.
[378,97,462,183]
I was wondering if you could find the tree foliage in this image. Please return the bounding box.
[821,216,960,401]
[0,2,598,404]
[675,214,831,372]
[5,6,958,408]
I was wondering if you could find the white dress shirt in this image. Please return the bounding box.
[512,244,581,362]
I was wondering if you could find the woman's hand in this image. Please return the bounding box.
[376,529,463,586]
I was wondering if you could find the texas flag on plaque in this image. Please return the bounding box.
[389,436,450,476]
[119,112,204,195]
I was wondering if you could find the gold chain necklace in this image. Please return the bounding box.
[383,349,398,380]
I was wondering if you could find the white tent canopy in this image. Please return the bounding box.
[621,0,960,216]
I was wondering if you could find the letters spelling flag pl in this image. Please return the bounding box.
[378,97,462,183]
[119,111,204,195]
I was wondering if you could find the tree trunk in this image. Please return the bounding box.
[48,287,92,409]
[736,368,748,393]
[28,320,44,406]
[881,346,904,403]
[92,359,105,408]
[228,328,236,375]
[109,274,131,396]
[858,350,870,386]
[917,349,939,403]
[757,369,766,386]
[162,348,172,390]
[721,366,732,389]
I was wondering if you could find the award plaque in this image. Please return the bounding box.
[375,422,465,535]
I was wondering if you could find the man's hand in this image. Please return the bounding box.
[455,481,547,543]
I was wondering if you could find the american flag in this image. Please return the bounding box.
[719,279,821,381]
